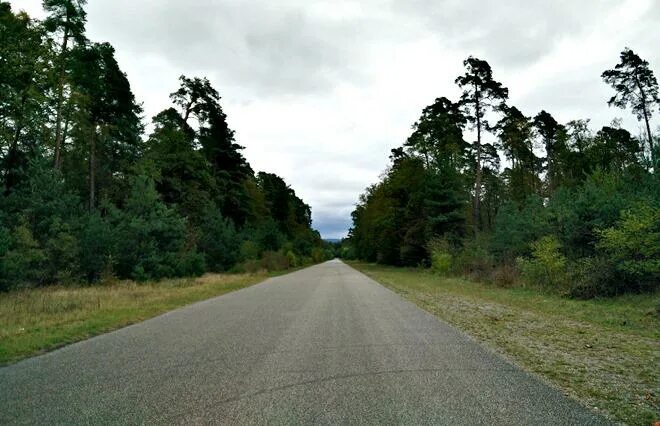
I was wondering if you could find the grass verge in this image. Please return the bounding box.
[0,272,272,366]
[349,261,659,426]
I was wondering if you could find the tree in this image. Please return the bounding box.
[143,108,215,222]
[168,75,252,225]
[590,125,641,172]
[534,110,568,194]
[495,105,541,203]
[455,57,509,232]
[405,97,469,243]
[109,176,202,280]
[0,5,51,193]
[68,42,142,209]
[43,0,88,170]
[602,48,659,161]
[405,96,468,170]
[170,75,219,126]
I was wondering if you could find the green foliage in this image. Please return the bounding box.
[285,250,299,268]
[260,251,290,271]
[597,202,659,290]
[491,196,549,260]
[0,4,321,289]
[43,220,80,284]
[198,207,240,272]
[311,247,326,264]
[239,240,260,262]
[108,176,198,281]
[567,257,618,299]
[350,52,659,299]
[452,237,494,278]
[602,48,659,154]
[0,223,46,289]
[78,212,115,282]
[517,236,568,290]
[547,171,634,258]
[428,238,452,275]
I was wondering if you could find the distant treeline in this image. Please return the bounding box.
[345,52,659,298]
[0,1,330,290]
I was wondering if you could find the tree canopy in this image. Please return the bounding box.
[349,52,658,298]
[0,2,325,290]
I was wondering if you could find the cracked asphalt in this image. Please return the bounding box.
[0,260,606,424]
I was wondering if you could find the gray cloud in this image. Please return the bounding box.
[391,0,621,68]
[85,0,378,96]
[11,0,660,238]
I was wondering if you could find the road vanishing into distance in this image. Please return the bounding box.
[1,260,605,425]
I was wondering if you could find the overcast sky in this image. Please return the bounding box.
[11,0,660,238]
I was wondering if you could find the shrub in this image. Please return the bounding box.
[452,237,494,279]
[311,247,326,263]
[597,202,659,292]
[109,176,191,281]
[43,220,80,284]
[260,251,290,271]
[489,263,519,288]
[239,240,260,261]
[491,195,550,260]
[78,212,116,283]
[517,235,568,290]
[198,207,240,271]
[285,250,299,268]
[547,171,631,258]
[567,256,619,299]
[428,238,452,275]
[0,223,46,289]
[239,259,263,274]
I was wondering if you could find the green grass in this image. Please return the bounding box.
[349,261,659,426]
[0,272,270,365]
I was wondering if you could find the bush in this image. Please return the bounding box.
[452,237,494,279]
[489,263,519,287]
[78,212,116,283]
[0,223,46,289]
[198,207,240,271]
[311,247,326,263]
[597,202,659,292]
[567,256,619,299]
[517,235,568,291]
[109,176,192,281]
[260,251,290,271]
[547,171,631,258]
[491,196,550,260]
[43,220,80,284]
[239,259,263,274]
[239,240,260,261]
[285,250,299,268]
[428,238,452,275]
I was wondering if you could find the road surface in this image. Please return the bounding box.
[0,260,605,424]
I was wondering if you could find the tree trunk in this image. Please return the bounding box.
[642,103,654,164]
[89,128,96,210]
[5,125,23,195]
[54,26,70,170]
[473,92,482,235]
[60,110,71,170]
[5,94,27,194]
[635,74,655,165]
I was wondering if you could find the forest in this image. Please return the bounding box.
[347,52,659,298]
[0,1,328,291]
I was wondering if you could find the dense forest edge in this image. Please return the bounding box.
[0,1,335,292]
[341,52,659,299]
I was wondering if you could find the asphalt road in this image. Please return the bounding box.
[1,260,606,425]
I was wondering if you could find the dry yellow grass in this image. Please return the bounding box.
[0,272,267,365]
